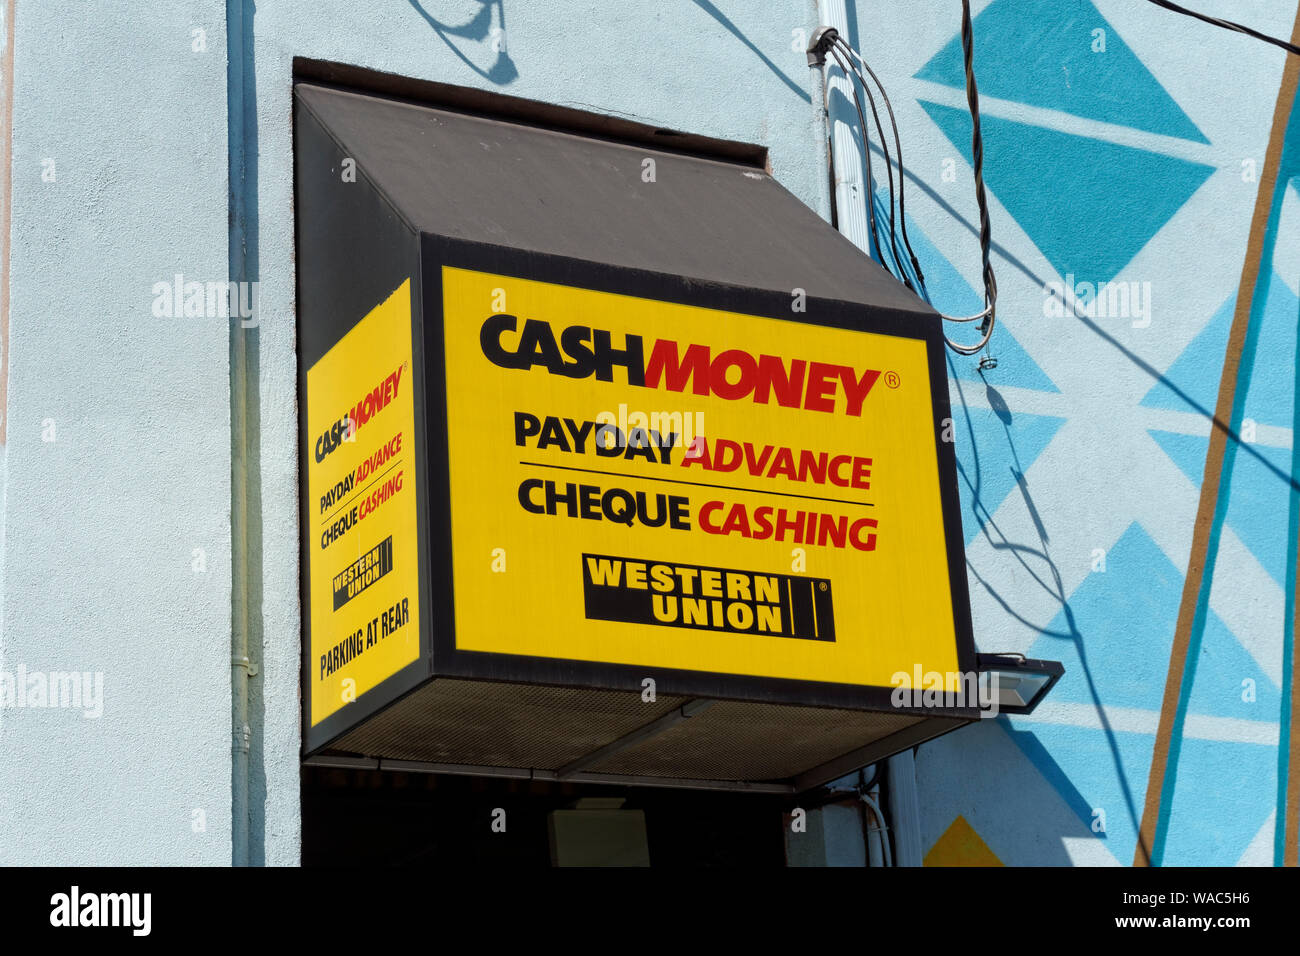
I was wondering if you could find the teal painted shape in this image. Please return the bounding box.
[915,0,1208,144]
[1161,737,1276,865]
[945,324,1059,397]
[1002,718,1156,860]
[1013,521,1279,856]
[1150,429,1297,589]
[1142,272,1298,428]
[1140,294,1232,417]
[1027,522,1277,718]
[920,101,1215,284]
[949,402,1065,544]
[1147,428,1207,486]
[1240,270,1299,431]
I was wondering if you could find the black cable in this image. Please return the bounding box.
[949,0,999,355]
[1143,0,1300,57]
[833,44,910,290]
[830,47,910,289]
[823,48,887,277]
[806,16,997,351]
[835,38,928,291]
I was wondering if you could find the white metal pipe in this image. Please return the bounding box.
[817,0,875,259]
[886,749,924,866]
[860,790,893,867]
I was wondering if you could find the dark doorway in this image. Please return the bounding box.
[302,765,789,867]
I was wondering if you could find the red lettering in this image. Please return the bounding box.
[804,362,839,413]
[710,349,757,401]
[699,500,725,533]
[850,517,878,551]
[645,339,710,394]
[714,439,743,473]
[743,442,774,475]
[851,457,872,489]
[754,355,806,408]
[828,454,853,487]
[841,367,881,417]
[796,450,828,485]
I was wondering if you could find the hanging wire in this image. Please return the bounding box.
[820,45,885,275]
[947,0,999,355]
[1143,0,1300,57]
[807,2,998,355]
[826,48,903,283]
[809,0,1295,355]
[833,37,926,289]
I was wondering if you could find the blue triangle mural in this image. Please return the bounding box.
[1239,270,1299,431]
[915,0,1208,144]
[1001,718,1155,858]
[1141,294,1232,418]
[1150,428,1297,589]
[949,403,1065,544]
[1013,520,1278,861]
[1027,522,1277,719]
[1142,272,1298,429]
[1162,736,1276,865]
[920,101,1215,284]
[1013,701,1275,865]
[1147,428,1208,487]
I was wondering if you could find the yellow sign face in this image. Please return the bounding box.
[306,280,421,726]
[442,266,960,688]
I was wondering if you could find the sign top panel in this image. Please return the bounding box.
[439,258,970,697]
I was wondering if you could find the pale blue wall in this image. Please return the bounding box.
[0,2,233,864]
[0,0,832,865]
[2,0,1294,867]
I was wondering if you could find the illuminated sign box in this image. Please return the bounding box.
[295,80,980,791]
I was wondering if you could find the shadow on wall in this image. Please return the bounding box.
[403,1,814,100]
[887,136,1298,493]
[951,375,1145,857]
[689,0,811,103]
[407,0,518,84]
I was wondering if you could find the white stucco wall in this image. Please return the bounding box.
[0,2,233,864]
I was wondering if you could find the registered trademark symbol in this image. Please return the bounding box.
[884,371,900,389]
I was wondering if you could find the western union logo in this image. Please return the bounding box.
[582,553,834,642]
[333,536,394,611]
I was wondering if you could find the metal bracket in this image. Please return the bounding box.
[555,699,715,779]
[232,653,258,678]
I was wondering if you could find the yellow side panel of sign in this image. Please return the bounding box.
[306,280,421,726]
[443,267,958,688]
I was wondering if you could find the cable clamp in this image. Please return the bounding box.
[806,26,839,67]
